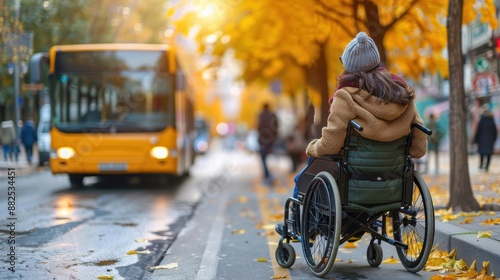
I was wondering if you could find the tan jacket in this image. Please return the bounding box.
[306,87,427,158]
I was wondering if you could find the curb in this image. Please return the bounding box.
[434,221,499,275]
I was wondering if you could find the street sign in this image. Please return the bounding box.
[474,57,490,73]
[472,71,499,96]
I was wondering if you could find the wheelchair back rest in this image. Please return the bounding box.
[346,135,407,205]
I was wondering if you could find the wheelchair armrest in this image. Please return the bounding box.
[412,123,432,135]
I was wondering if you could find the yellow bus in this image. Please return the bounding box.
[30,44,195,188]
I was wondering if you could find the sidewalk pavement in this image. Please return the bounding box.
[0,147,42,178]
[2,147,499,274]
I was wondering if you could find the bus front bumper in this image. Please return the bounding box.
[50,157,179,175]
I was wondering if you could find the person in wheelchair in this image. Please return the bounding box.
[276,32,428,242]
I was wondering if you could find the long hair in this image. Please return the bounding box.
[337,68,414,105]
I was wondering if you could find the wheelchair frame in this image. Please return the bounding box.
[275,120,435,278]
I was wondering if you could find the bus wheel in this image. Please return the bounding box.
[69,175,85,189]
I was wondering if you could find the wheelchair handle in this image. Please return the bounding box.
[412,123,432,135]
[349,120,363,132]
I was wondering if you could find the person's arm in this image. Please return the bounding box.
[493,121,498,141]
[306,90,355,157]
[473,120,481,144]
[409,103,428,158]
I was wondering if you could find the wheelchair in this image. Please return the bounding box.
[275,120,435,278]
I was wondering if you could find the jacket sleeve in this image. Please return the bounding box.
[473,121,480,144]
[409,103,428,158]
[306,90,356,157]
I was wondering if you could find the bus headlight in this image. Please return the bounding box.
[150,146,168,159]
[57,147,76,159]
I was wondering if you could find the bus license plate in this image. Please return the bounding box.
[99,163,128,171]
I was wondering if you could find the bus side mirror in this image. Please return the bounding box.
[30,52,49,83]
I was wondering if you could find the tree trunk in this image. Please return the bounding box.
[363,1,388,64]
[446,0,479,211]
[307,42,330,137]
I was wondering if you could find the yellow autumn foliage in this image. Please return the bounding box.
[166,0,497,119]
[426,247,496,279]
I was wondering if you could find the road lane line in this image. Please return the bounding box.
[196,192,229,280]
[255,183,292,279]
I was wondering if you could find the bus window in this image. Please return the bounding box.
[52,72,174,133]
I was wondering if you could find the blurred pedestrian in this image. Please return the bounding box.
[1,120,16,162]
[258,103,279,183]
[473,110,498,172]
[426,113,445,174]
[20,120,38,165]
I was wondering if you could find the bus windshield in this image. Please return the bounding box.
[52,50,174,133]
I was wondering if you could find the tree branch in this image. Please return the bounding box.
[314,0,358,38]
[384,0,421,31]
[316,9,357,38]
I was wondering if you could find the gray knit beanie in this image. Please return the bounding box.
[341,32,380,72]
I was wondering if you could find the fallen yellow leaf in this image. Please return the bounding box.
[343,242,357,249]
[453,270,477,278]
[443,213,459,221]
[382,256,399,264]
[237,196,249,203]
[469,260,476,272]
[127,250,150,255]
[447,248,457,258]
[480,261,490,274]
[97,276,113,280]
[255,258,268,262]
[453,259,468,271]
[271,275,287,279]
[425,256,448,267]
[231,229,246,235]
[259,223,276,230]
[269,213,285,221]
[148,261,179,270]
[481,218,500,225]
[459,217,474,224]
[462,211,483,217]
[424,265,445,272]
[477,231,492,239]
[134,238,149,243]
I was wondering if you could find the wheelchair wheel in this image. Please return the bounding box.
[275,243,296,268]
[392,172,435,272]
[301,171,341,278]
[366,242,383,267]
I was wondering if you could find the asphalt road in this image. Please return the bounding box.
[1,149,442,279]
